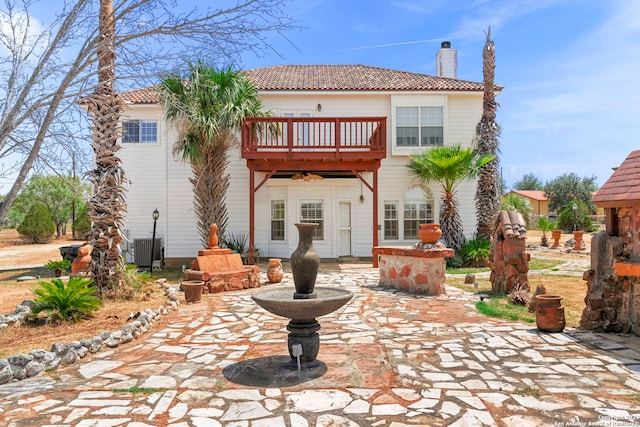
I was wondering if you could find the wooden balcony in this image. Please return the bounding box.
[241,117,386,168]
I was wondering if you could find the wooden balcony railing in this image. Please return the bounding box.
[241,117,386,161]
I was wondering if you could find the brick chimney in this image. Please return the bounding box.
[436,41,457,79]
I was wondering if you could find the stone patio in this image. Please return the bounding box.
[1,264,639,426]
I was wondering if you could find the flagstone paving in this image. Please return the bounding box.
[1,264,640,426]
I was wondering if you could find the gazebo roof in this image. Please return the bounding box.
[593,150,640,208]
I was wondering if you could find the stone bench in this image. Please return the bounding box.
[184,248,260,293]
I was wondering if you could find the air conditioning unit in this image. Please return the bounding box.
[133,238,162,267]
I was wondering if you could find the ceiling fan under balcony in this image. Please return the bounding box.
[291,172,324,181]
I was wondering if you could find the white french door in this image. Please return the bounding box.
[338,201,352,256]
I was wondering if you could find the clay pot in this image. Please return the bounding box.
[266,258,284,283]
[418,223,442,244]
[573,231,584,250]
[535,295,566,333]
[551,230,562,248]
[291,223,320,299]
[182,280,204,303]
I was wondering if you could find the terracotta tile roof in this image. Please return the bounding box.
[495,210,527,239]
[243,65,489,91]
[592,150,640,207]
[119,65,496,104]
[510,190,548,201]
[120,86,160,104]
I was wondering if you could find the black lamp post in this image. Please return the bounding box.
[149,208,159,273]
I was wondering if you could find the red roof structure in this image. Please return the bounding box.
[593,150,640,208]
[119,65,498,105]
[510,190,547,201]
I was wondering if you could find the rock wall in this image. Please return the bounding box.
[580,208,640,335]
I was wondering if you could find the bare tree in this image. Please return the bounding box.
[474,27,501,240]
[0,0,295,288]
[0,0,295,224]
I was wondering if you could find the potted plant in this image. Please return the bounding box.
[45,259,72,277]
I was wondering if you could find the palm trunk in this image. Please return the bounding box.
[191,134,230,247]
[475,28,501,240]
[87,0,127,291]
[440,192,465,252]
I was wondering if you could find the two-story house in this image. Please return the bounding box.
[117,42,498,269]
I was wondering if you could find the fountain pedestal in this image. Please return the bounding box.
[252,286,353,363]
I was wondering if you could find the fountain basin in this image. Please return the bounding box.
[252,286,353,320]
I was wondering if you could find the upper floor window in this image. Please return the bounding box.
[396,106,443,147]
[123,120,158,143]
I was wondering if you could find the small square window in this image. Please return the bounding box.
[122,120,157,143]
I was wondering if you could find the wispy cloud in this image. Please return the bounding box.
[389,1,437,14]
[346,36,463,51]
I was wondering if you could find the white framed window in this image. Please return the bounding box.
[122,120,158,143]
[300,200,324,240]
[271,200,285,240]
[395,106,443,147]
[384,201,398,240]
[403,201,434,239]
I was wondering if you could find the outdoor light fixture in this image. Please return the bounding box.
[317,103,322,112]
[572,203,577,232]
[150,208,159,273]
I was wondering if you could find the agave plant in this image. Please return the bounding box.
[31,277,103,324]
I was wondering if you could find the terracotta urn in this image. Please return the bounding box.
[266,258,284,283]
[71,244,92,274]
[573,231,584,250]
[418,223,442,244]
[182,280,204,304]
[291,223,320,299]
[535,294,566,333]
[551,230,562,248]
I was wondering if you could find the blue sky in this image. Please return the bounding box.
[237,0,640,188]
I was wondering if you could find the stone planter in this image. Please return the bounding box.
[418,223,442,244]
[535,294,566,332]
[182,280,204,304]
[266,258,284,283]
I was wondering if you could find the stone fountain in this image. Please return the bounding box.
[252,223,353,366]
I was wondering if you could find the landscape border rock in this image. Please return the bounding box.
[0,279,180,385]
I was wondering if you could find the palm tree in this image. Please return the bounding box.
[86,0,128,291]
[536,216,558,247]
[407,145,495,252]
[159,64,268,246]
[474,27,501,240]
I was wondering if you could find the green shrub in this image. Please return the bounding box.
[45,259,72,272]
[118,262,151,297]
[446,253,465,269]
[31,277,103,323]
[222,233,248,255]
[72,207,91,239]
[17,202,55,243]
[461,237,490,267]
[557,200,593,232]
